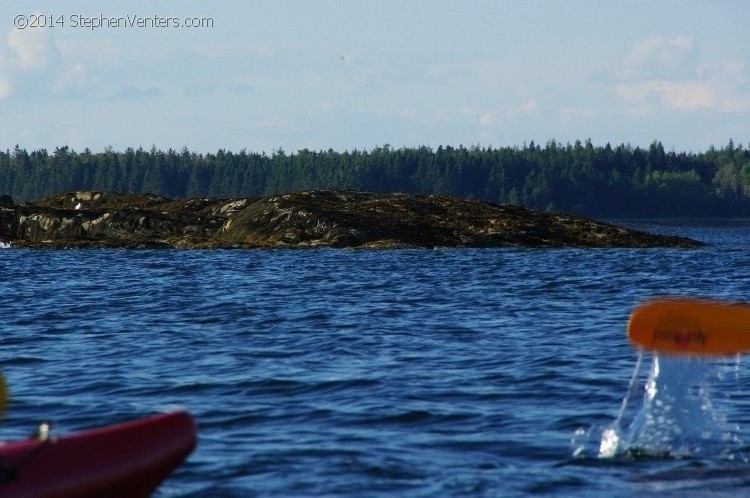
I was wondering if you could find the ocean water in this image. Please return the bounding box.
[2,221,750,496]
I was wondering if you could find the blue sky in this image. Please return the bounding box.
[1,1,748,153]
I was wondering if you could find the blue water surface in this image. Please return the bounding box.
[2,221,750,497]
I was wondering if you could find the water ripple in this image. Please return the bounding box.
[1,225,750,496]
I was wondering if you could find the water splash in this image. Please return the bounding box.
[0,240,10,248]
[573,353,745,461]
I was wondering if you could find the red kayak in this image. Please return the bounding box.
[0,411,196,498]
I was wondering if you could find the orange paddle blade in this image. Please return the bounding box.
[627,298,750,356]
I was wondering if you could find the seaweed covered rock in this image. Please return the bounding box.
[11,192,253,248]
[0,195,17,243]
[218,190,700,248]
[2,189,701,249]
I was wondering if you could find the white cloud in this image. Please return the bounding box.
[0,20,63,100]
[430,109,449,123]
[461,107,493,126]
[616,81,716,111]
[0,49,10,100]
[7,25,57,70]
[620,35,699,80]
[52,62,86,95]
[615,35,750,114]
[0,77,11,100]
[501,99,540,119]
[518,99,538,112]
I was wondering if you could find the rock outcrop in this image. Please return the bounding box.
[0,190,701,249]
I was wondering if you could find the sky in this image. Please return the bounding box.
[0,0,748,154]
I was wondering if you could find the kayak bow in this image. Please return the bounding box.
[0,411,196,498]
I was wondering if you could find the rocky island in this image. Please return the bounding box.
[0,190,700,249]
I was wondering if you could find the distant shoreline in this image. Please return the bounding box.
[1,141,749,218]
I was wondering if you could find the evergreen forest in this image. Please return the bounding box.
[1,139,749,217]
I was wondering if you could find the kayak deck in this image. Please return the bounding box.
[0,411,196,498]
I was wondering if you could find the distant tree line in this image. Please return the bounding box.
[1,140,749,217]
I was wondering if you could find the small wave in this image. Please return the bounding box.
[360,410,434,425]
[0,240,10,248]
